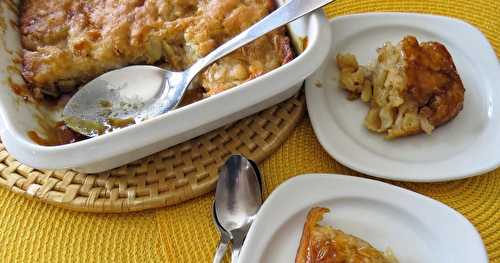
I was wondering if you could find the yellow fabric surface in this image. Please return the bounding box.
[1,1,499,262]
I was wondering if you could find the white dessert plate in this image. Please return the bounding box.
[306,13,500,182]
[239,174,488,263]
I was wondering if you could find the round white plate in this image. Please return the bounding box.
[306,13,500,182]
[239,174,488,263]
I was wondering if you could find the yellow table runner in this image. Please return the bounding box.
[1,1,499,262]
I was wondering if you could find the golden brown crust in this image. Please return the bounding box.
[295,207,397,263]
[20,1,69,51]
[20,0,294,99]
[296,207,330,263]
[402,36,465,127]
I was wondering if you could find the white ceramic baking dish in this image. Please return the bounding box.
[0,1,331,172]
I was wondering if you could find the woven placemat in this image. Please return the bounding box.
[0,92,305,212]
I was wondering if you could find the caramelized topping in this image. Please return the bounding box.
[296,208,397,263]
[402,36,465,126]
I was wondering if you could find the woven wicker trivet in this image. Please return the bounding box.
[0,92,305,212]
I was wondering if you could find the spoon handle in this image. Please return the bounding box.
[188,0,333,77]
[230,234,245,263]
[213,234,230,263]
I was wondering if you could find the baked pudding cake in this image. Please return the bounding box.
[337,36,465,139]
[296,207,399,263]
[20,0,293,100]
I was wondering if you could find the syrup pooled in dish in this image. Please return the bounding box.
[295,207,399,263]
[337,36,465,139]
[19,0,293,145]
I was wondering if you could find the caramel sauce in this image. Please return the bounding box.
[14,84,86,146]
[294,36,308,53]
[302,37,308,50]
[0,17,6,37]
[27,87,206,146]
[7,77,33,102]
[10,84,28,100]
[27,131,48,145]
[107,117,135,128]
[28,121,86,146]
[26,96,86,146]
[179,87,204,107]
[39,93,73,110]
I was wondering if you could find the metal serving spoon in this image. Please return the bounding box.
[213,155,263,263]
[62,0,333,137]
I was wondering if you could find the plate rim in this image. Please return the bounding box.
[239,173,488,263]
[305,12,500,182]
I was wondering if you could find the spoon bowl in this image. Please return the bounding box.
[62,66,190,137]
[215,155,263,232]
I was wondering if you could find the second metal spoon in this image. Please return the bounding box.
[213,155,263,263]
